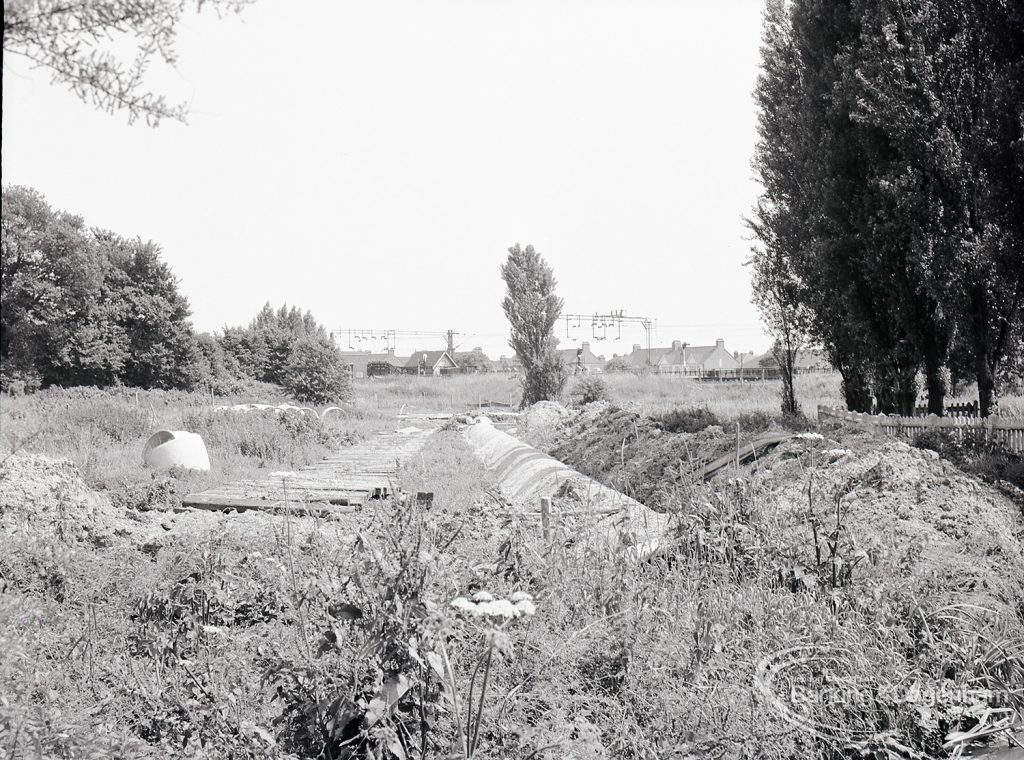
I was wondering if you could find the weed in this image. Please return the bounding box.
[656,405,720,433]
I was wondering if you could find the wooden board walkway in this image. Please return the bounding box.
[181,428,435,513]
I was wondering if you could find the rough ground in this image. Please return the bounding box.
[529,401,1024,618]
[4,412,1024,758]
[535,402,742,507]
[0,453,366,565]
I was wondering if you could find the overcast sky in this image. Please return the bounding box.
[2,0,770,360]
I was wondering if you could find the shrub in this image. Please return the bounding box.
[780,410,815,431]
[656,405,720,433]
[282,338,353,405]
[571,375,612,406]
[733,410,775,433]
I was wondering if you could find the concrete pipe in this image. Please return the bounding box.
[463,418,669,559]
[143,430,211,472]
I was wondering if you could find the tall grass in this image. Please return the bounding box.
[0,386,390,509]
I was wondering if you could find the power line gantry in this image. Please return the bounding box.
[562,310,657,365]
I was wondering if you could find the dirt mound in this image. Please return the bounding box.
[552,407,736,507]
[756,436,1024,614]
[518,400,576,450]
[0,454,133,544]
[556,401,1024,615]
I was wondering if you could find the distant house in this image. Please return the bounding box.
[366,348,408,377]
[339,350,372,379]
[340,348,408,378]
[627,338,740,375]
[754,348,833,374]
[554,341,605,374]
[405,350,459,376]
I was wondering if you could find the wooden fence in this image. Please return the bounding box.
[818,406,1024,454]
[912,401,979,418]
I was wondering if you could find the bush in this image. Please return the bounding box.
[780,410,815,432]
[571,375,612,406]
[282,338,353,405]
[656,406,720,433]
[733,410,775,433]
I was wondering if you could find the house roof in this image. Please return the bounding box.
[627,346,675,367]
[404,350,458,369]
[555,345,604,364]
[753,349,831,369]
[367,352,408,367]
[627,344,725,368]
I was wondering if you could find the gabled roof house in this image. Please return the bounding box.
[555,341,606,374]
[627,339,740,375]
[405,350,458,376]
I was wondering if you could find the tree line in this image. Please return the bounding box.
[750,0,1023,417]
[0,186,351,404]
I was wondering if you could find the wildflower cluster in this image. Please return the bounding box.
[450,590,536,620]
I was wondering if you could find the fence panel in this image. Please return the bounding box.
[818,406,1024,454]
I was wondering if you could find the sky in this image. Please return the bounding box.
[2,0,770,360]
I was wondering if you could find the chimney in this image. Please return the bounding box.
[581,342,590,352]
[716,338,725,349]
[671,340,682,350]
[632,343,641,353]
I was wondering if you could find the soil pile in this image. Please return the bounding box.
[555,403,1024,615]
[0,454,132,545]
[755,436,1024,614]
[518,400,575,450]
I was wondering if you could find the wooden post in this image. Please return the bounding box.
[540,497,551,542]
[735,422,740,469]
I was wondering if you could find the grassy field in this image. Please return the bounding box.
[357,370,1023,419]
[2,376,1023,759]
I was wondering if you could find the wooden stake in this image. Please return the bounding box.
[735,422,740,469]
[540,497,551,542]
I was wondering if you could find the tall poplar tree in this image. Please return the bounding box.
[500,244,566,407]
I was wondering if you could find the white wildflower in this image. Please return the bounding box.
[514,599,537,616]
[451,597,479,616]
[478,599,518,619]
[795,432,824,441]
[471,590,495,602]
[824,448,852,457]
[509,591,533,603]
[270,471,297,480]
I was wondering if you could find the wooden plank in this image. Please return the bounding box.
[700,432,794,480]
[179,496,359,515]
[183,489,368,505]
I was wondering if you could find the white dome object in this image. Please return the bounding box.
[143,430,211,472]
